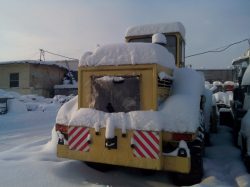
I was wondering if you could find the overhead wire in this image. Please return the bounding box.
[185,38,250,59]
[40,49,78,61]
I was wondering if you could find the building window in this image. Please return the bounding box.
[10,73,19,88]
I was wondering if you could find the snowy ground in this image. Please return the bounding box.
[1,95,250,186]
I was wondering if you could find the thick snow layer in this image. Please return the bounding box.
[79,43,175,68]
[172,68,205,96]
[224,81,235,86]
[125,22,185,40]
[158,71,173,80]
[56,68,204,136]
[0,60,69,69]
[0,89,71,113]
[152,33,167,44]
[213,81,222,86]
[242,65,250,86]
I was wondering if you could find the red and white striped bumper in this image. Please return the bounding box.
[68,127,90,152]
[132,130,160,159]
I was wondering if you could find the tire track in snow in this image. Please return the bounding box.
[201,126,250,187]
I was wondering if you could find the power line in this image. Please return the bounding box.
[185,38,250,59]
[39,49,78,61]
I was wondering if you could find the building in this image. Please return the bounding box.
[0,60,78,97]
[196,69,235,83]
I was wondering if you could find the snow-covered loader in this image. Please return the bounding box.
[55,22,206,185]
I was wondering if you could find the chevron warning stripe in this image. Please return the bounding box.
[132,130,160,159]
[68,126,90,152]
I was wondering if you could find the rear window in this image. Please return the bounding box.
[90,75,140,113]
[129,35,177,61]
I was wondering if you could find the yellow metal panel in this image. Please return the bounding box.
[158,87,171,100]
[57,127,191,173]
[0,64,30,95]
[78,64,158,111]
[57,127,192,173]
[58,128,162,170]
[163,156,191,173]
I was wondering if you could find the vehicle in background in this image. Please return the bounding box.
[232,49,250,146]
[237,63,250,171]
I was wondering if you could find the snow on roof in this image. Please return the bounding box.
[213,81,223,86]
[224,81,234,86]
[56,68,204,135]
[0,60,69,69]
[242,65,250,85]
[79,43,175,69]
[232,49,250,65]
[125,22,185,40]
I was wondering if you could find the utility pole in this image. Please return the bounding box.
[39,49,45,61]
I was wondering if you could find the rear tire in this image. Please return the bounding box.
[172,140,204,186]
[172,156,203,186]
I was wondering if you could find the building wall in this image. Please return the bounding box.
[0,63,66,97]
[196,69,235,83]
[30,64,65,97]
[0,63,31,94]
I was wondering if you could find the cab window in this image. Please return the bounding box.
[129,35,177,62]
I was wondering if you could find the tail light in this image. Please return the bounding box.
[172,133,193,141]
[56,124,68,134]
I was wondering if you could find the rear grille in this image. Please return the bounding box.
[158,78,172,88]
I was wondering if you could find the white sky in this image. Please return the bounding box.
[0,0,250,69]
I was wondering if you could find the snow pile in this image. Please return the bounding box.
[79,43,175,68]
[172,68,204,96]
[205,81,212,89]
[56,96,79,125]
[0,89,20,98]
[8,99,27,113]
[0,89,71,113]
[125,22,185,39]
[56,68,204,136]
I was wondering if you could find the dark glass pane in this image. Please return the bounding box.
[10,73,19,80]
[90,75,140,113]
[10,81,19,87]
[9,73,19,87]
[129,35,177,61]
